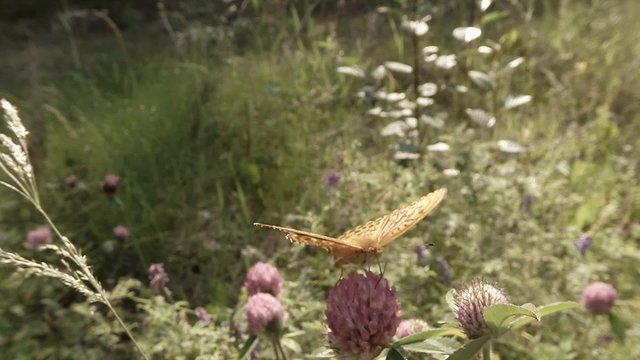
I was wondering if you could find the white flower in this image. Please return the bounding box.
[443,168,460,177]
[368,107,383,116]
[422,46,439,55]
[405,117,418,128]
[397,99,416,109]
[427,142,451,152]
[465,108,496,128]
[384,61,413,74]
[421,114,444,129]
[480,0,493,12]
[478,45,493,54]
[505,57,525,69]
[453,27,482,42]
[503,95,532,109]
[497,140,526,153]
[418,82,438,97]
[385,92,407,102]
[455,85,469,93]
[336,66,365,78]
[381,121,408,137]
[371,65,387,81]
[402,20,429,36]
[424,54,438,62]
[435,55,457,69]
[394,151,420,160]
[416,97,434,107]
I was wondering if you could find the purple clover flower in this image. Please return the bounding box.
[246,293,285,335]
[112,225,129,241]
[581,282,616,315]
[453,279,509,339]
[436,256,453,285]
[195,306,213,325]
[102,174,120,194]
[148,263,169,293]
[415,244,427,266]
[26,226,52,247]
[575,234,592,256]
[395,319,429,339]
[65,174,78,189]
[323,171,340,188]
[245,262,283,297]
[325,271,400,359]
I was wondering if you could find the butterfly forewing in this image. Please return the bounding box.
[337,188,447,249]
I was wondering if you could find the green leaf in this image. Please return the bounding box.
[394,327,462,346]
[239,335,258,360]
[402,337,460,355]
[481,10,510,25]
[484,304,539,331]
[386,347,406,360]
[445,336,490,360]
[609,312,626,344]
[510,302,579,330]
[281,337,302,353]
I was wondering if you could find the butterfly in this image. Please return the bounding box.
[254,188,447,266]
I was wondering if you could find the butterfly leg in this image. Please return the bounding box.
[375,260,388,288]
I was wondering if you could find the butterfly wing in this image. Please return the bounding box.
[253,223,364,255]
[337,188,447,249]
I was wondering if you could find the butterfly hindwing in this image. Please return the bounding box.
[253,223,363,255]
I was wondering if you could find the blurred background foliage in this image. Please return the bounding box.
[1,0,639,359]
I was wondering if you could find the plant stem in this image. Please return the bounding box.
[272,336,281,360]
[276,337,289,360]
[482,340,492,360]
[105,300,150,360]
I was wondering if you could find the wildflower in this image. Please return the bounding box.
[415,244,427,266]
[435,55,457,69]
[503,95,532,109]
[65,174,78,188]
[465,108,496,128]
[245,262,283,297]
[102,174,120,194]
[26,226,52,247]
[148,263,169,293]
[337,66,365,78]
[371,65,386,81]
[478,45,493,54]
[246,293,285,335]
[384,61,413,74]
[436,256,453,285]
[426,142,450,152]
[402,20,429,36]
[418,82,438,97]
[442,169,460,177]
[575,234,593,256]
[112,225,129,241]
[325,271,400,359]
[395,319,429,339]
[581,282,616,315]
[497,140,526,153]
[324,171,341,189]
[453,280,509,339]
[453,27,482,42]
[195,306,213,325]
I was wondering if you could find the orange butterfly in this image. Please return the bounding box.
[254,188,447,265]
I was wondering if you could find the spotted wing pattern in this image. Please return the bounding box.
[253,223,363,255]
[337,188,447,249]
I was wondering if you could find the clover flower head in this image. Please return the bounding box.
[65,174,78,188]
[453,279,508,339]
[575,234,593,256]
[581,281,616,315]
[112,225,129,241]
[148,263,169,293]
[26,226,52,247]
[102,174,120,194]
[195,306,213,325]
[325,271,401,360]
[246,293,285,335]
[245,262,283,297]
[395,318,429,339]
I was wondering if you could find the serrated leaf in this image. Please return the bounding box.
[239,335,258,360]
[609,312,626,344]
[484,304,540,331]
[395,327,462,346]
[402,337,460,354]
[445,335,490,360]
[465,108,496,127]
[510,302,579,330]
[386,347,406,360]
[468,70,495,91]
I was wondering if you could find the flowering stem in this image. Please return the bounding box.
[272,337,281,360]
[482,340,492,360]
[104,300,150,360]
[276,337,289,360]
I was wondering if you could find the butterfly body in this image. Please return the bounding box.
[254,188,447,266]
